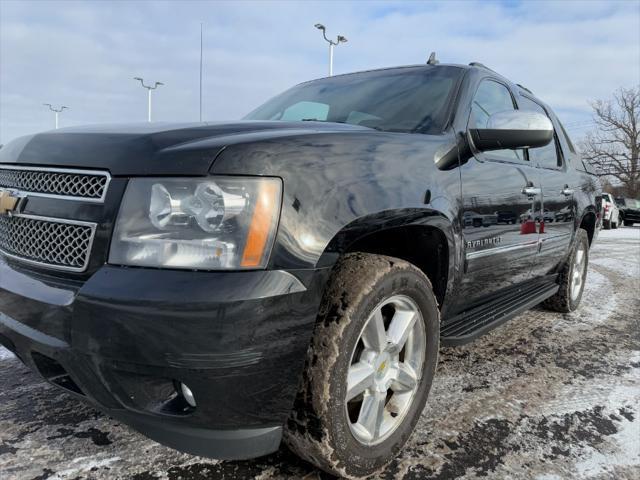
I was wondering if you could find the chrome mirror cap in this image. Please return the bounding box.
[470,110,554,152]
[487,110,553,132]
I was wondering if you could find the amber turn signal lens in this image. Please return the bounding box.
[241,181,281,267]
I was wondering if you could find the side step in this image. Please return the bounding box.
[441,281,559,346]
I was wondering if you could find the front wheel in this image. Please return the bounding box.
[285,253,439,478]
[543,228,589,313]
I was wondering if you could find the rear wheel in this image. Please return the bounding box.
[285,253,439,478]
[625,220,634,227]
[603,219,611,230]
[543,228,589,313]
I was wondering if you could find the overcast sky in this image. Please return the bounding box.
[1,0,639,145]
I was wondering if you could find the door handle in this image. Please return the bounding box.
[522,186,541,196]
[562,187,574,196]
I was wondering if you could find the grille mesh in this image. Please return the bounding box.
[0,168,108,200]
[0,216,93,271]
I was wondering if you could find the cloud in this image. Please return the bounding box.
[1,0,638,144]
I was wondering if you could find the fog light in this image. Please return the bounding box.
[180,382,197,408]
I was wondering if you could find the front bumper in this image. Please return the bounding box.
[0,258,329,459]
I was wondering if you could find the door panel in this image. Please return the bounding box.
[455,79,541,313]
[459,159,541,310]
[517,96,574,276]
[535,169,575,275]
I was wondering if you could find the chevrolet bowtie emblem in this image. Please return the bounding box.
[0,189,22,215]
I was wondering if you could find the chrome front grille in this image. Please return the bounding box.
[0,165,110,202]
[0,214,96,272]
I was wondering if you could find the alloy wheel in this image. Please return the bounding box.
[570,243,587,302]
[345,295,426,446]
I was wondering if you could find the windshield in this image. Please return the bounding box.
[245,66,462,134]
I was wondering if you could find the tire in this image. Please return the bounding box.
[603,219,611,230]
[543,228,589,313]
[285,253,440,478]
[625,220,633,227]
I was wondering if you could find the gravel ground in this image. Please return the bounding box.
[1,227,639,480]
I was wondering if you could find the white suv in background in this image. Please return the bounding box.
[602,193,620,229]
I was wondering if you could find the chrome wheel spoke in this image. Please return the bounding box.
[345,295,426,446]
[571,245,586,301]
[356,391,387,440]
[347,361,376,401]
[387,309,417,352]
[391,362,418,393]
[361,310,387,352]
[573,269,581,285]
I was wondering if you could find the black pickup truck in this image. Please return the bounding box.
[616,197,640,226]
[0,61,600,478]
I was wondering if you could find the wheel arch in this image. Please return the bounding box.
[317,209,457,312]
[578,209,597,246]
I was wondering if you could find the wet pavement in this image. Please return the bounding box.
[1,227,639,479]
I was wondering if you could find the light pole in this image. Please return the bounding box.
[314,23,347,76]
[133,77,164,122]
[43,104,68,129]
[200,22,203,122]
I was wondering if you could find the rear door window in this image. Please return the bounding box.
[558,121,577,154]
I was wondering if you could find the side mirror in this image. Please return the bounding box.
[469,110,554,152]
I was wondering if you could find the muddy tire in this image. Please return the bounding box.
[543,228,589,313]
[285,252,439,478]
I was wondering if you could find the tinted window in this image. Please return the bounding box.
[245,67,462,134]
[517,96,560,168]
[280,101,329,121]
[470,80,524,162]
[558,121,576,153]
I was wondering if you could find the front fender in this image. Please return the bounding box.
[209,132,463,271]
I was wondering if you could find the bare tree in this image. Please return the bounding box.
[579,86,639,198]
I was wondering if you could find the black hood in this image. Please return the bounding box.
[0,121,369,176]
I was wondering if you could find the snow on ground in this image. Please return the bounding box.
[597,226,640,240]
[0,227,639,479]
[0,347,14,360]
[591,227,640,277]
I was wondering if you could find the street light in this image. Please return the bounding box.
[43,104,68,129]
[314,23,348,76]
[133,77,164,122]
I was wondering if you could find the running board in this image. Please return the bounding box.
[441,281,559,346]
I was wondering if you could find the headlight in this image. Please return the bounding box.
[109,176,282,270]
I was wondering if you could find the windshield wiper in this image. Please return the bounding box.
[300,118,401,132]
[301,119,347,123]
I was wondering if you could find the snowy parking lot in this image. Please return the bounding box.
[1,227,639,480]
